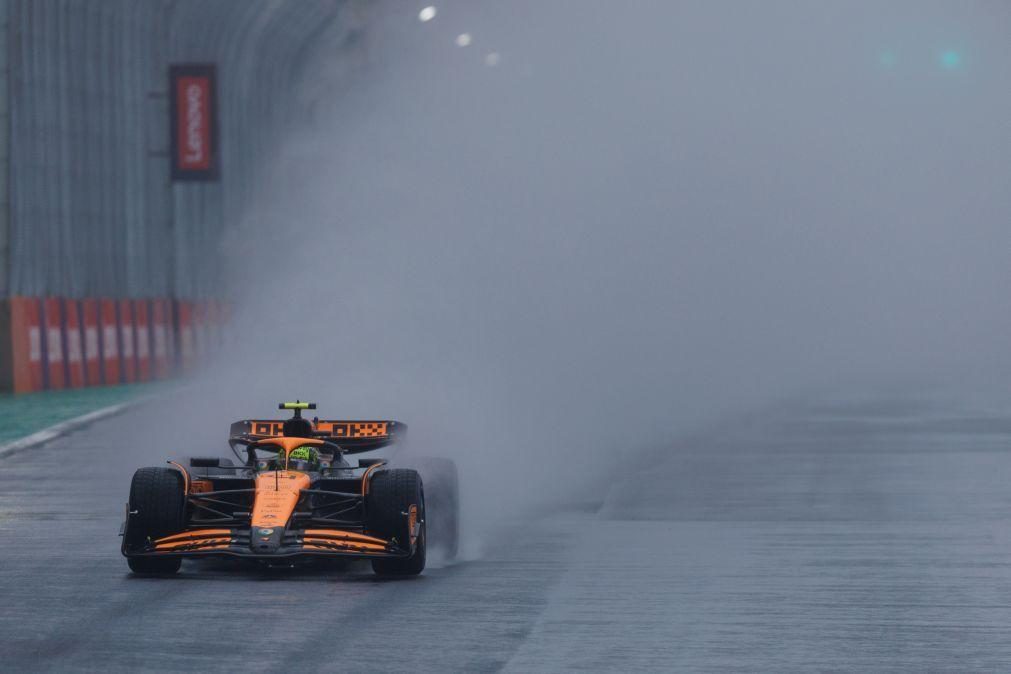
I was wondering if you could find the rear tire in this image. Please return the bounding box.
[366,469,426,576]
[125,467,186,575]
[412,457,459,559]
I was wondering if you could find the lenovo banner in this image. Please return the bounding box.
[170,64,219,181]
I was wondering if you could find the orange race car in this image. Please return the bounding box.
[121,402,458,576]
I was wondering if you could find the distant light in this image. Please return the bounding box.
[418,6,437,22]
[455,33,472,47]
[939,50,962,70]
[484,52,501,67]
[879,50,897,68]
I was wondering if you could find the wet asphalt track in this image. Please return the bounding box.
[3,390,1011,672]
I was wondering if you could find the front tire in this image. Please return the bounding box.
[125,467,186,575]
[366,469,426,576]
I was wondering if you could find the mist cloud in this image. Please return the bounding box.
[175,1,1011,553]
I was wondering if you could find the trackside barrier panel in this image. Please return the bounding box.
[42,298,64,390]
[177,301,195,371]
[134,300,151,382]
[81,299,101,386]
[192,301,207,363]
[64,299,85,389]
[118,299,136,384]
[99,299,121,386]
[207,300,224,352]
[165,299,178,373]
[152,299,170,379]
[0,297,227,392]
[9,297,43,393]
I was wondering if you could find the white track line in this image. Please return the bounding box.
[0,401,135,459]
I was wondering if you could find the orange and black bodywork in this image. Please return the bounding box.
[120,416,422,565]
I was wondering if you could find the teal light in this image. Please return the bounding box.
[879,51,898,68]
[939,50,962,70]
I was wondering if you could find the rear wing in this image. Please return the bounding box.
[229,419,405,453]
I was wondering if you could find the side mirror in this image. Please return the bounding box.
[358,458,384,468]
[190,457,221,468]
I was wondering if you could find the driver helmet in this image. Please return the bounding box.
[287,445,320,472]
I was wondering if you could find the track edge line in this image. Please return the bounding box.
[0,399,140,460]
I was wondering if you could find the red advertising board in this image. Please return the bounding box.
[118,299,136,383]
[170,64,218,181]
[151,299,170,379]
[134,300,151,382]
[81,299,101,385]
[99,299,121,385]
[9,297,43,393]
[64,299,85,388]
[42,298,65,390]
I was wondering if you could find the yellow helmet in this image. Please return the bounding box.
[287,445,320,470]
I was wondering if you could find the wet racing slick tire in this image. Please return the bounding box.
[411,457,459,559]
[366,469,426,576]
[126,467,185,575]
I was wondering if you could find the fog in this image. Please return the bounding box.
[171,1,1010,554]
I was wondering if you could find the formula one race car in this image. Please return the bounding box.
[121,402,458,576]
